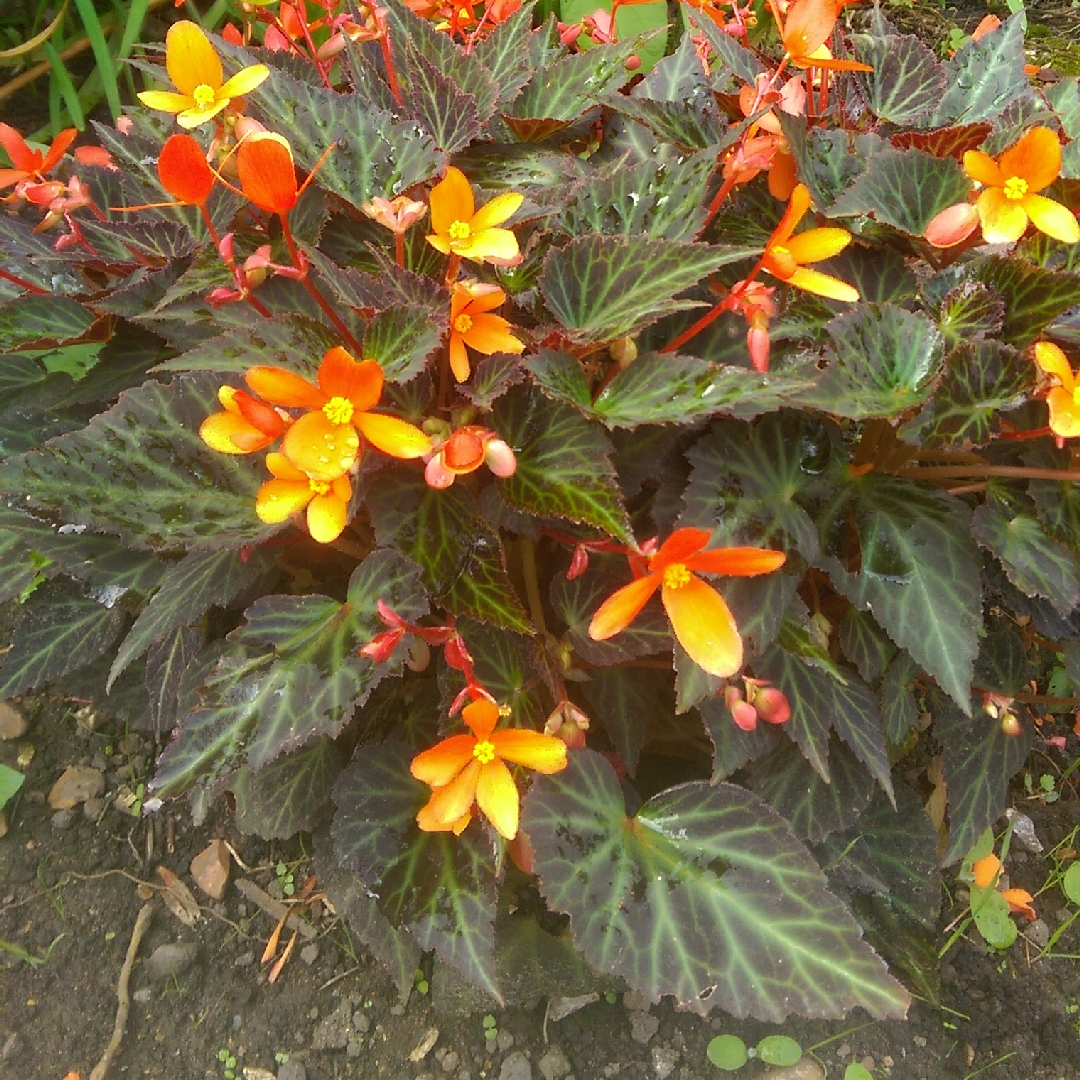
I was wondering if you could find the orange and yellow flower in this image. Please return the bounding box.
[236,132,300,215]
[588,528,787,678]
[972,853,1036,920]
[0,123,76,189]
[427,166,522,265]
[448,281,524,381]
[245,347,431,480]
[255,451,353,543]
[761,183,859,302]
[137,21,269,129]
[1034,341,1080,439]
[411,698,568,840]
[963,126,1080,245]
[773,0,873,72]
[200,385,285,454]
[158,133,215,206]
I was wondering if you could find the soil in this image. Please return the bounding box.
[3,697,1080,1080]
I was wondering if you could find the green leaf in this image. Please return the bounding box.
[845,1065,873,1080]
[935,691,1031,865]
[109,548,277,689]
[684,8,764,86]
[822,245,917,306]
[757,1035,802,1067]
[453,620,546,726]
[153,551,427,795]
[231,738,344,839]
[400,39,481,154]
[364,305,443,384]
[331,741,500,1000]
[0,295,95,351]
[707,1034,747,1071]
[1062,861,1080,905]
[881,653,920,744]
[931,13,1030,126]
[594,352,819,428]
[938,282,1005,350]
[793,305,943,420]
[0,763,24,811]
[368,468,531,632]
[0,529,47,605]
[0,375,274,551]
[155,316,336,375]
[839,609,896,685]
[580,667,670,777]
[779,121,866,213]
[816,476,981,711]
[852,32,946,126]
[0,579,126,698]
[898,339,1033,449]
[749,736,876,844]
[540,235,756,343]
[145,624,201,735]
[522,750,910,1019]
[599,96,726,154]
[492,385,632,543]
[975,256,1080,348]
[972,496,1080,618]
[829,146,972,237]
[472,3,547,106]
[970,884,1017,950]
[459,355,523,409]
[524,350,592,410]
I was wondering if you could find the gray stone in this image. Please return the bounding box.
[235,951,255,967]
[300,943,319,965]
[132,987,152,1005]
[441,1050,460,1073]
[144,942,198,982]
[621,990,652,1012]
[496,1029,515,1052]
[757,1063,825,1080]
[50,809,75,831]
[499,1051,532,1080]
[352,1011,370,1034]
[538,1047,571,1080]
[628,1011,659,1045]
[82,797,105,821]
[0,702,27,740]
[311,1000,353,1050]
[277,1061,307,1080]
[1028,918,1050,949]
[650,1047,678,1080]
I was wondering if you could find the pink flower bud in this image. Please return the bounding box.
[625,54,641,71]
[747,323,770,373]
[218,232,236,263]
[558,21,583,44]
[1000,712,1022,737]
[233,116,267,142]
[425,454,457,489]
[730,699,759,731]
[567,545,589,581]
[544,701,591,748]
[926,202,979,248]
[752,686,790,725]
[483,438,517,478]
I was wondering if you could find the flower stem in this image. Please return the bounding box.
[395,233,405,268]
[897,464,1080,483]
[0,267,47,295]
[520,538,548,637]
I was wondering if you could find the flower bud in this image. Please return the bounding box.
[926,202,979,248]
[1000,711,1022,737]
[483,438,517,478]
[625,55,641,71]
[544,701,591,749]
[406,637,431,672]
[730,699,759,731]
[747,322,770,373]
[610,336,638,369]
[425,454,457,489]
[750,685,790,725]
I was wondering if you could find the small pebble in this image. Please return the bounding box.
[233,1014,243,1032]
[300,944,319,965]
[442,1051,461,1073]
[628,1012,659,1046]
[537,1047,570,1080]
[277,1061,307,1080]
[836,1044,850,1059]
[132,987,152,1005]
[882,1056,894,1068]
[498,1051,532,1080]
[860,1058,875,1072]
[0,702,27,740]
[50,809,75,831]
[353,1012,370,1034]
[235,951,255,968]
[1028,918,1050,949]
[82,797,105,821]
[650,1047,678,1080]
[621,990,651,1012]
[913,1036,926,1048]
[496,1029,514,1052]
[144,942,198,982]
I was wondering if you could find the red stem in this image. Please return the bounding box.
[395,233,405,268]
[379,25,404,106]
[0,267,48,295]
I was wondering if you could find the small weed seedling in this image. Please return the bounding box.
[216,1047,237,1080]
[706,1033,803,1070]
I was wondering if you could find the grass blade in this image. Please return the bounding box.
[71,0,121,118]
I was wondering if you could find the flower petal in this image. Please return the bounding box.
[448,333,471,382]
[772,182,811,244]
[1001,888,1036,919]
[246,365,325,408]
[469,191,523,233]
[785,266,860,301]
[685,547,787,577]
[158,133,214,204]
[784,226,852,265]
[463,698,500,741]
[1034,341,1075,386]
[426,233,452,255]
[588,573,662,641]
[782,0,836,59]
[318,348,383,411]
[39,128,78,174]
[976,186,1028,244]
[424,758,481,826]
[166,20,223,96]
[307,491,348,543]
[963,150,1004,188]
[998,125,1061,193]
[429,165,474,237]
[283,409,361,479]
[218,63,270,100]
[662,575,743,678]
[177,100,230,129]
[1046,388,1080,438]
[1021,193,1080,244]
[136,90,194,115]
[265,451,307,481]
[463,287,507,315]
[457,227,520,263]
[651,527,711,571]
[463,313,524,355]
[491,729,568,774]
[411,734,478,786]
[971,853,1001,889]
[417,794,472,833]
[355,412,432,459]
[0,123,39,173]
[200,411,262,454]
[255,477,312,523]
[476,758,520,839]
[237,132,297,212]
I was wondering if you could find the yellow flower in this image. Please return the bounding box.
[138,21,269,129]
[255,452,352,544]
[1035,341,1080,439]
[448,281,524,381]
[426,166,522,265]
[963,126,1080,245]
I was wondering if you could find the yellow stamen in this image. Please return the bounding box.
[193,84,216,110]
[473,740,496,764]
[309,479,331,495]
[1003,176,1028,201]
[453,313,473,334]
[770,244,790,257]
[663,563,692,590]
[322,396,355,425]
[448,220,471,241]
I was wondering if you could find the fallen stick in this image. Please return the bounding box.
[234,877,317,940]
[89,901,154,1080]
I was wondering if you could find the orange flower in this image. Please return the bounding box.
[0,123,76,189]
[426,166,523,265]
[245,347,431,480]
[236,132,300,215]
[411,698,568,840]
[588,528,787,678]
[963,127,1080,245]
[774,0,873,72]
[448,282,525,381]
[761,183,859,301]
[971,853,1036,920]
[158,133,215,205]
[137,20,268,129]
[255,451,352,543]
[200,385,285,454]
[1035,341,1080,439]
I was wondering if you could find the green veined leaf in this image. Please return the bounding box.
[145,624,202,735]
[579,667,671,778]
[399,38,481,153]
[938,282,1005,350]
[0,762,24,811]
[975,256,1080,348]
[839,609,897,685]
[364,304,443,384]
[0,295,95,351]
[522,750,910,1019]
[851,31,946,126]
